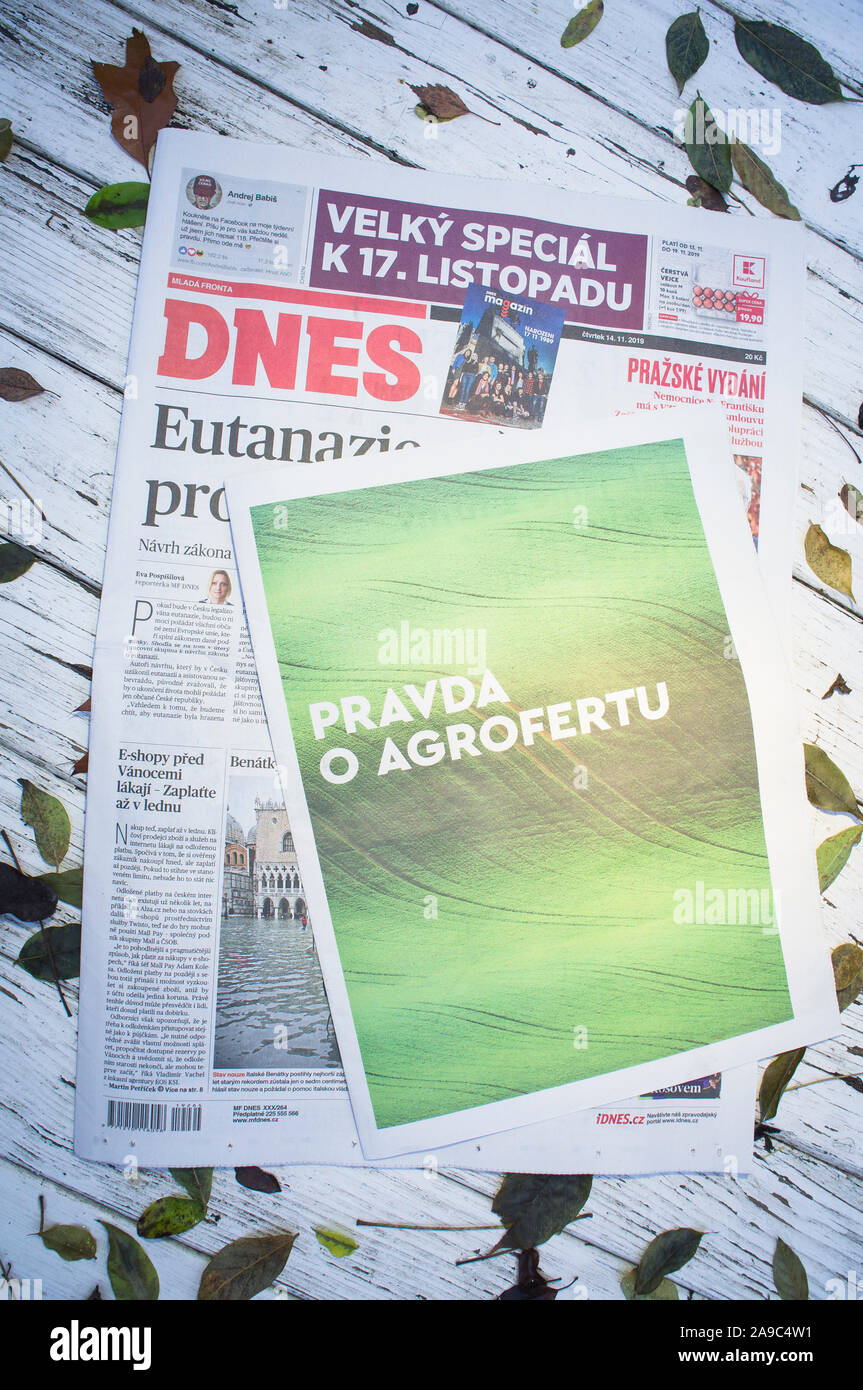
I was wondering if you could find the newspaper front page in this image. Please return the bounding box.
[75,129,805,1169]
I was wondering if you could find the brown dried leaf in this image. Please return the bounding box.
[92,30,179,170]
[72,752,89,776]
[684,174,728,212]
[0,368,45,402]
[409,83,470,121]
[822,673,851,699]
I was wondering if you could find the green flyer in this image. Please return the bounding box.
[228,410,836,1158]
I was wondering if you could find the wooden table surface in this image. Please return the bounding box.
[1,0,862,1302]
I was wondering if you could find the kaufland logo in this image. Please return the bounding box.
[733,255,765,289]
[50,1320,152,1371]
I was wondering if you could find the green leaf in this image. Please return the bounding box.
[804,743,859,817]
[137,1196,206,1239]
[621,1267,679,1300]
[101,1222,159,1300]
[666,11,709,96]
[734,19,843,104]
[730,140,800,220]
[0,118,12,162]
[198,1231,296,1301]
[36,866,83,908]
[17,921,81,981]
[833,943,863,1012]
[817,824,863,892]
[84,181,150,230]
[0,541,35,583]
[759,1047,806,1123]
[314,1225,358,1258]
[773,1237,809,1300]
[19,779,71,870]
[490,1173,592,1252]
[840,483,863,525]
[40,1224,97,1261]
[561,0,604,49]
[634,1227,703,1296]
[684,96,732,194]
[170,1167,212,1207]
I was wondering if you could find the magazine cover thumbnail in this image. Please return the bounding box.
[440,284,565,429]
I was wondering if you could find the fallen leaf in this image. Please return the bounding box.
[560,0,604,49]
[805,522,854,597]
[817,824,863,892]
[684,174,728,212]
[730,140,800,219]
[101,1222,159,1300]
[0,368,44,401]
[314,1226,358,1258]
[17,922,81,981]
[84,181,150,230]
[137,1196,206,1239]
[822,672,851,699]
[74,697,92,714]
[489,1173,592,1253]
[41,1224,97,1262]
[36,866,83,909]
[235,1166,281,1194]
[734,19,843,104]
[666,11,709,96]
[634,1228,702,1296]
[408,83,498,126]
[0,118,12,162]
[0,861,58,922]
[92,30,179,171]
[773,1237,809,1300]
[759,1047,806,1123]
[498,1248,560,1300]
[621,1267,679,1300]
[0,541,35,584]
[839,483,863,525]
[409,83,469,120]
[198,1231,296,1301]
[170,1168,212,1206]
[833,942,863,1011]
[685,95,732,193]
[72,752,89,776]
[804,743,859,817]
[19,779,71,870]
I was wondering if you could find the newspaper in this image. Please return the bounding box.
[75,129,807,1169]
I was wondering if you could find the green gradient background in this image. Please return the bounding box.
[250,441,792,1128]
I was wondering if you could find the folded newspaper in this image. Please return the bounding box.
[75,129,818,1169]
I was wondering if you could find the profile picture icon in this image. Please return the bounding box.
[200,569,232,605]
[187,174,221,210]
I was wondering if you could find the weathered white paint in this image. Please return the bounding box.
[0,0,861,1301]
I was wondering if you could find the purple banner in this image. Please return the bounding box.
[309,190,647,330]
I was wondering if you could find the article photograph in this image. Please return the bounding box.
[213,770,340,1072]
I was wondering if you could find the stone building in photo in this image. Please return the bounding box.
[252,797,307,921]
